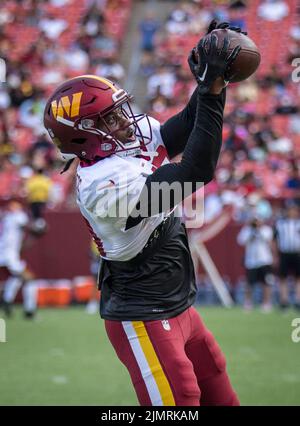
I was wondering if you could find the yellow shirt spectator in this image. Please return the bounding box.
[26,173,53,203]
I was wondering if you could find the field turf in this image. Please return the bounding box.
[0,306,300,406]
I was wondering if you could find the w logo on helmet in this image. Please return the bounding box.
[51,92,83,120]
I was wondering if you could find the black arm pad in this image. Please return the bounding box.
[126,89,226,229]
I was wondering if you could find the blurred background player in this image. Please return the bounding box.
[237,216,274,312]
[25,168,53,220]
[0,201,37,318]
[85,239,100,314]
[274,203,300,310]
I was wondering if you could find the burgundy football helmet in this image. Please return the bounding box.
[43,75,152,161]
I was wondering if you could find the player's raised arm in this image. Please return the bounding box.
[126,32,240,228]
[160,21,243,159]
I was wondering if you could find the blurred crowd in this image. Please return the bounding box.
[1,0,300,223]
[0,0,130,210]
[141,0,300,225]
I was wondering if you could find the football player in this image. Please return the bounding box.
[0,201,38,318]
[44,22,241,405]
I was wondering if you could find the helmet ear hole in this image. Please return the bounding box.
[72,138,86,144]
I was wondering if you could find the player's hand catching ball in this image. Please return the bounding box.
[188,32,241,95]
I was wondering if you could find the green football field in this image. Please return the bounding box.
[1,306,300,406]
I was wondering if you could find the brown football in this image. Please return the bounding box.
[206,29,261,83]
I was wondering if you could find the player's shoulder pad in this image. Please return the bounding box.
[77,156,147,211]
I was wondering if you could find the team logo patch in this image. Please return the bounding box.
[51,91,83,120]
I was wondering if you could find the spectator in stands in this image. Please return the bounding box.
[253,116,276,147]
[0,86,11,110]
[19,92,46,136]
[289,111,300,134]
[228,1,247,30]
[94,54,125,83]
[50,0,71,6]
[258,0,289,22]
[91,28,118,57]
[165,3,190,35]
[38,14,68,40]
[147,65,176,100]
[0,128,14,158]
[0,157,22,200]
[149,92,170,115]
[139,10,160,52]
[185,2,212,34]
[64,44,90,73]
[204,189,224,223]
[237,216,274,312]
[7,69,35,108]
[274,204,300,310]
[81,2,105,39]
[290,19,300,41]
[284,164,300,200]
[139,10,161,78]
[262,65,285,89]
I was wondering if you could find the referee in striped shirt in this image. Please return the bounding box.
[274,205,300,310]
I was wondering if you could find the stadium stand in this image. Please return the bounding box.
[0,0,131,206]
[145,0,300,207]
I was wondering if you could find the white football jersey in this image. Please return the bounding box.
[76,116,171,261]
[0,209,28,273]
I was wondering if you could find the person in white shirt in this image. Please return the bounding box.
[237,217,274,312]
[38,15,68,40]
[147,65,176,100]
[257,0,289,22]
[0,202,37,318]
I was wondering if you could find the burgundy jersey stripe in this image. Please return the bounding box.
[83,217,106,256]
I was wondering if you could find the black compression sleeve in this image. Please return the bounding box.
[160,87,198,159]
[126,89,226,229]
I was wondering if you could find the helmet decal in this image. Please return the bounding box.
[51,92,83,120]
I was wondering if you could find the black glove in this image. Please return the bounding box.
[206,19,247,36]
[188,32,241,95]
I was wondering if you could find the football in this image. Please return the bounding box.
[207,29,261,83]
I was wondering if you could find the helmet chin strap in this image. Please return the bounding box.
[60,158,75,174]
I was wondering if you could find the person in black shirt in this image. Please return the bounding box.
[274,205,300,310]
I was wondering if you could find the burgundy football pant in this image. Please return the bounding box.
[105,306,239,406]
